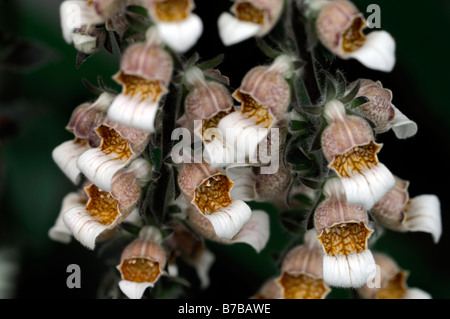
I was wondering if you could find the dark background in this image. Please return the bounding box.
[0,0,449,299]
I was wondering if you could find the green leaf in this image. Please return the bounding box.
[196,54,224,71]
[348,96,370,109]
[340,79,361,104]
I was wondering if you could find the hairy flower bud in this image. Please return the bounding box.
[321,99,395,210]
[277,230,330,299]
[72,25,106,54]
[117,226,167,299]
[218,0,284,46]
[315,0,395,72]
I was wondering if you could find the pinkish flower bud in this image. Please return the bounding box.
[92,0,123,20]
[315,0,395,72]
[277,230,330,299]
[117,226,167,299]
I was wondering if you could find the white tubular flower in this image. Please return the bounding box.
[77,119,150,192]
[107,28,173,132]
[48,192,86,244]
[52,92,114,184]
[186,208,270,253]
[146,0,203,53]
[371,176,442,243]
[63,159,151,249]
[350,79,417,139]
[277,230,331,299]
[117,226,167,299]
[314,178,376,288]
[218,0,284,46]
[357,253,432,299]
[177,163,253,240]
[314,0,395,72]
[165,221,215,289]
[321,99,395,210]
[206,55,292,167]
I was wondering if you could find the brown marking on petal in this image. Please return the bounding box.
[193,174,233,215]
[154,0,190,22]
[279,273,330,299]
[96,125,133,161]
[342,16,366,53]
[119,258,161,283]
[234,91,273,128]
[330,141,380,178]
[85,184,120,226]
[235,2,264,25]
[116,72,164,102]
[201,109,234,141]
[317,222,372,256]
[376,271,408,299]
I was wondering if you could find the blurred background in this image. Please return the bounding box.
[0,0,449,299]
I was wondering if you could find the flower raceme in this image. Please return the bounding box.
[321,99,396,211]
[311,0,396,72]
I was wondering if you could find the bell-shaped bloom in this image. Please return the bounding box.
[350,79,417,139]
[371,176,442,243]
[177,162,256,240]
[205,55,292,167]
[116,226,167,299]
[63,158,152,249]
[185,206,270,253]
[164,221,215,289]
[357,253,432,299]
[314,0,395,72]
[314,178,377,288]
[52,92,114,185]
[277,230,331,299]
[107,28,173,132]
[218,0,284,46]
[76,118,150,192]
[146,0,203,52]
[321,99,395,210]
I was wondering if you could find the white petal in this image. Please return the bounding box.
[52,140,90,184]
[403,288,432,299]
[118,280,154,299]
[403,195,442,243]
[193,249,215,289]
[63,206,110,250]
[341,163,395,210]
[48,192,83,244]
[60,1,104,43]
[390,105,418,139]
[347,31,396,72]
[156,14,203,53]
[201,200,252,240]
[231,210,270,253]
[202,129,235,168]
[107,94,159,132]
[323,250,377,288]
[218,12,261,46]
[226,165,257,201]
[71,33,97,54]
[77,148,128,192]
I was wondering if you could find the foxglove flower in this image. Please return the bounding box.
[277,230,331,299]
[177,163,255,240]
[107,27,173,132]
[165,221,215,289]
[60,0,122,52]
[321,99,395,210]
[146,0,203,53]
[251,278,282,299]
[77,118,150,192]
[206,55,292,167]
[371,176,442,243]
[357,253,432,299]
[350,79,418,139]
[52,92,114,184]
[186,206,270,253]
[218,0,284,46]
[314,178,377,288]
[314,0,395,72]
[117,226,167,299]
[63,158,151,249]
